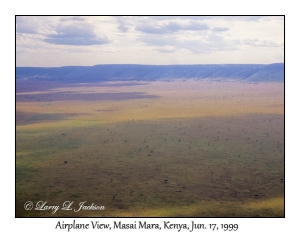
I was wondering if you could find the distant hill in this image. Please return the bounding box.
[16,63,284,83]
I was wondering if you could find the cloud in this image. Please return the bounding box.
[155,47,177,53]
[136,21,210,34]
[16,16,284,66]
[116,17,129,32]
[183,35,240,54]
[139,35,178,47]
[16,16,39,34]
[209,16,264,21]
[213,27,230,32]
[139,33,240,54]
[115,16,233,35]
[59,16,86,22]
[43,23,110,46]
[243,39,282,47]
[145,16,266,22]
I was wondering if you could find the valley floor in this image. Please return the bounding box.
[16,80,284,217]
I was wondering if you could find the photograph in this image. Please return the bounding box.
[16,16,284,218]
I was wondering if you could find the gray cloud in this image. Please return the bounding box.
[139,35,178,47]
[43,23,110,46]
[136,21,210,34]
[147,16,266,21]
[115,16,234,34]
[59,16,86,22]
[116,17,129,32]
[118,23,128,32]
[139,33,240,54]
[16,16,39,34]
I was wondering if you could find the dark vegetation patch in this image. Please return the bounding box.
[16,111,78,125]
[16,80,72,93]
[16,91,159,102]
[16,80,148,93]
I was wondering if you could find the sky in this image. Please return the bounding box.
[16,16,284,67]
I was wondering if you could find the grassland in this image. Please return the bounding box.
[16,79,284,217]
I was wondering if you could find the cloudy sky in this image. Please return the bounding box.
[16,16,284,67]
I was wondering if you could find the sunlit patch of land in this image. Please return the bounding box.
[16,80,284,217]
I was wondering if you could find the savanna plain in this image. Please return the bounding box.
[16,79,284,217]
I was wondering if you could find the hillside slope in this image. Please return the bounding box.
[16,63,284,83]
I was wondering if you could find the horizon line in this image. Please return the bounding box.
[16,63,284,68]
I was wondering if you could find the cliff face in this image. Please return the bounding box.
[16,63,284,83]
